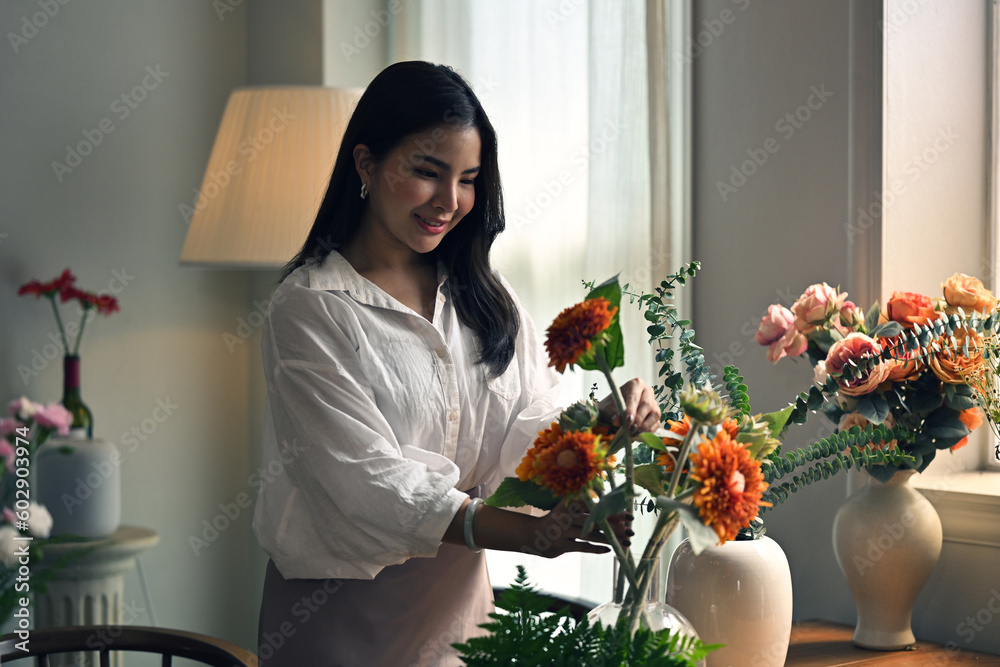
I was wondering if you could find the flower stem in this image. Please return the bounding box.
[666,425,700,498]
[595,348,633,496]
[73,307,92,356]
[47,294,70,354]
[581,494,639,591]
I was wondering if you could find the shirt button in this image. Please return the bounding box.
[436,349,447,359]
[438,294,446,304]
[448,411,458,422]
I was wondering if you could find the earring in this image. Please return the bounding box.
[360,183,368,200]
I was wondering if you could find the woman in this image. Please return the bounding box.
[253,61,661,666]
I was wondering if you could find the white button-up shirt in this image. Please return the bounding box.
[253,251,562,580]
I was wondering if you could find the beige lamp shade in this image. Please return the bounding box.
[180,86,362,268]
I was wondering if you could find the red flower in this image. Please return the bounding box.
[17,268,76,298]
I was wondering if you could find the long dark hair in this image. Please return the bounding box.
[283,61,518,378]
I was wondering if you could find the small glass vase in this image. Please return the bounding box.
[587,557,701,645]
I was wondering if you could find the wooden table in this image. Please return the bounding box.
[785,621,1000,665]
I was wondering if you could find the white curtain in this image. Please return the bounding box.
[391,0,672,605]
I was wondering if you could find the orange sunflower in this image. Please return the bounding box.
[655,416,740,470]
[544,298,618,373]
[535,430,607,496]
[517,422,564,481]
[689,430,770,544]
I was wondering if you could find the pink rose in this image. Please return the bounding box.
[792,283,846,333]
[755,305,808,363]
[825,332,892,396]
[0,419,21,436]
[33,403,72,436]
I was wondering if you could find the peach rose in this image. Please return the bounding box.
[881,335,922,382]
[838,411,897,451]
[755,305,808,363]
[825,332,892,396]
[942,273,997,314]
[951,407,984,451]
[792,283,845,333]
[927,328,985,384]
[885,291,937,329]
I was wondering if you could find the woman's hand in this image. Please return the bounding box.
[599,378,661,433]
[443,498,634,558]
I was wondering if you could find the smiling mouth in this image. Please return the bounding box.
[416,214,448,229]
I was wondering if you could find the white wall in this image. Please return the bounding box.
[691,0,999,655]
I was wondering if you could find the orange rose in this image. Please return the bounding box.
[885,291,938,329]
[951,408,984,451]
[825,332,892,396]
[927,328,985,384]
[942,273,997,314]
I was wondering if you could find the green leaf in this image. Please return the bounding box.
[657,498,719,555]
[855,392,890,424]
[864,301,881,333]
[485,477,560,511]
[577,275,625,371]
[634,463,667,496]
[869,321,903,339]
[760,404,795,439]
[581,486,630,537]
[638,431,668,452]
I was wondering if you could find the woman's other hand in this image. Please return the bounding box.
[598,378,661,433]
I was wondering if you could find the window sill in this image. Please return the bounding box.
[913,471,1000,549]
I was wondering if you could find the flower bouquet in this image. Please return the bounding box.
[0,398,73,628]
[754,274,997,487]
[456,265,910,666]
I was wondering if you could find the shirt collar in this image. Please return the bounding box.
[307,250,450,311]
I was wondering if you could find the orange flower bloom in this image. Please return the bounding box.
[689,430,770,544]
[885,291,938,329]
[517,422,564,481]
[927,328,985,385]
[951,408,984,451]
[655,417,739,470]
[881,334,922,382]
[545,298,618,373]
[535,430,607,497]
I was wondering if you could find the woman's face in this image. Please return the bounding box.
[356,125,481,258]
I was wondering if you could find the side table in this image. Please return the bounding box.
[785,620,1000,665]
[34,526,158,666]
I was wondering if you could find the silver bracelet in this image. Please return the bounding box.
[464,498,482,553]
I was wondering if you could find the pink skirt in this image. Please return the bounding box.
[257,544,493,666]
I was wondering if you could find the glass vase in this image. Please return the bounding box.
[587,557,701,644]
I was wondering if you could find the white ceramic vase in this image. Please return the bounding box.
[35,437,121,539]
[666,536,793,667]
[832,468,942,650]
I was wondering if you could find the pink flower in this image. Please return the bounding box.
[825,332,892,396]
[0,419,21,436]
[7,397,37,420]
[755,305,808,363]
[0,439,15,473]
[792,283,846,333]
[34,403,72,436]
[2,508,15,525]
